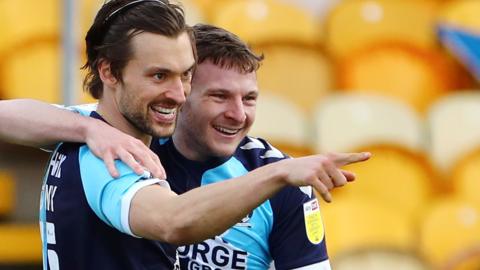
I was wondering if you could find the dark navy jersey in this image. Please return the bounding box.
[39,111,175,270]
[151,137,331,270]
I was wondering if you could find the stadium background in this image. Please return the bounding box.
[0,0,480,269]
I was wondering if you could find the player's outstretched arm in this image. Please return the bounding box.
[0,99,165,178]
[128,152,371,245]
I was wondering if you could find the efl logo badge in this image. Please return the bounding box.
[303,199,324,244]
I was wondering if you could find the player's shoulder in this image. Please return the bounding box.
[233,136,289,169]
[77,145,144,182]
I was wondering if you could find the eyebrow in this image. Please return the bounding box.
[206,89,259,96]
[146,63,195,75]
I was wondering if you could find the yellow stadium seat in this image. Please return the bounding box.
[211,0,322,45]
[443,245,480,270]
[191,0,232,21]
[178,0,206,25]
[338,42,458,113]
[427,91,480,176]
[80,0,104,37]
[439,0,480,33]
[0,0,60,54]
[248,92,312,157]
[321,198,416,259]
[0,171,15,218]
[332,249,430,270]
[419,199,480,269]
[256,44,332,112]
[0,224,42,264]
[452,150,480,207]
[325,0,439,58]
[0,38,62,103]
[0,38,85,104]
[339,146,435,219]
[279,0,340,24]
[313,94,436,217]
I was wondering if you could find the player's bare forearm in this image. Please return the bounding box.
[0,99,166,178]
[0,99,90,147]
[129,162,286,245]
[129,152,371,244]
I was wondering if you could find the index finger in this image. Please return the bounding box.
[332,152,371,167]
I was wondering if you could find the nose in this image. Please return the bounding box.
[164,77,187,105]
[225,98,246,123]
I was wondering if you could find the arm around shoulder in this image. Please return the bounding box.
[0,99,94,147]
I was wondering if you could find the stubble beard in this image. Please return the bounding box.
[120,97,176,139]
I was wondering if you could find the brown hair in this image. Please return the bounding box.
[192,24,263,74]
[83,0,194,99]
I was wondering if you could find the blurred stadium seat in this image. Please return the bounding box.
[0,171,15,218]
[173,0,205,25]
[211,0,322,45]
[0,0,60,55]
[314,94,424,153]
[325,0,438,59]
[443,245,480,270]
[0,38,62,103]
[249,92,312,157]
[439,0,480,33]
[313,94,436,218]
[427,91,480,177]
[451,150,480,207]
[321,198,417,259]
[279,0,340,24]
[339,146,435,219]
[332,249,430,270]
[419,198,480,269]
[80,0,104,37]
[0,224,41,264]
[337,42,458,113]
[190,0,232,21]
[256,44,332,112]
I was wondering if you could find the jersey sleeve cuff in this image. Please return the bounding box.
[120,178,171,237]
[290,260,331,270]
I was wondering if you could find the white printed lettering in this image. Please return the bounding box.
[45,185,58,212]
[48,152,67,178]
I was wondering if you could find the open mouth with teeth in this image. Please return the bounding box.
[213,125,241,136]
[150,106,177,122]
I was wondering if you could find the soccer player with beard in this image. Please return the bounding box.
[0,12,371,270]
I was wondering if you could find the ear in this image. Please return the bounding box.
[98,59,117,87]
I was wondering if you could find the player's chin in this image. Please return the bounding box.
[210,143,237,158]
[152,122,176,138]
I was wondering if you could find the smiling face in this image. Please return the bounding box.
[174,61,258,160]
[105,31,195,139]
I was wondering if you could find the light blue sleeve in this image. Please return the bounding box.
[78,145,163,236]
[66,103,98,117]
[52,103,98,117]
